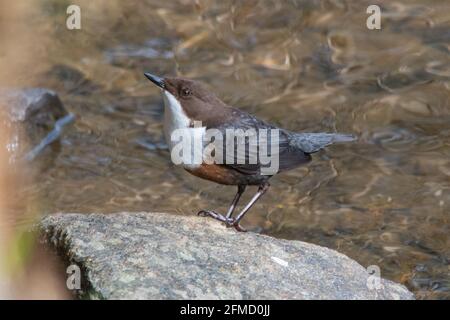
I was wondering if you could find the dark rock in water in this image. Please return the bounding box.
[1,88,66,125]
[40,212,415,300]
[0,88,72,163]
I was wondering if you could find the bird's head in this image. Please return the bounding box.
[144,73,225,119]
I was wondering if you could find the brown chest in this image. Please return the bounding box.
[184,163,244,185]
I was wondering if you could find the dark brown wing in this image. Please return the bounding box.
[205,108,310,176]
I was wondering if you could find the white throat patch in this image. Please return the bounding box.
[162,90,205,169]
[162,90,190,145]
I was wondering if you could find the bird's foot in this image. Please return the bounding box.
[197,210,229,223]
[197,210,247,232]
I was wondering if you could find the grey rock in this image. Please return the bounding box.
[0,88,71,162]
[40,212,415,300]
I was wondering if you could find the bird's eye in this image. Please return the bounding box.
[181,88,191,97]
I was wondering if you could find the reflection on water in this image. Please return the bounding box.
[7,0,450,299]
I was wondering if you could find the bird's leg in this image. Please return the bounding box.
[197,185,246,223]
[226,185,246,219]
[198,183,269,232]
[230,182,270,232]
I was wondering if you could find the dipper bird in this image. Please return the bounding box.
[145,73,355,231]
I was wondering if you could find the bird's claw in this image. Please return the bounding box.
[197,210,229,222]
[197,210,247,232]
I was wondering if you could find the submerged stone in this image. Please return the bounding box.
[0,88,72,164]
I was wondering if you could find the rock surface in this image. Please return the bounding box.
[40,212,415,300]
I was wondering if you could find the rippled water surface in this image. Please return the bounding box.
[7,0,450,299]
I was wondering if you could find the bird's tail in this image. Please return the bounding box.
[289,132,357,154]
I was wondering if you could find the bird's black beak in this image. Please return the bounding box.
[144,73,165,89]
